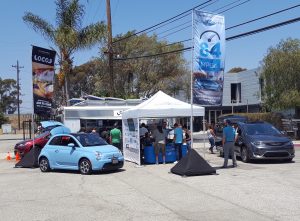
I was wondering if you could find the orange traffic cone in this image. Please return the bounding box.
[6,152,11,161]
[15,152,21,161]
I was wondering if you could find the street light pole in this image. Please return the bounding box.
[106,0,115,96]
[12,60,24,130]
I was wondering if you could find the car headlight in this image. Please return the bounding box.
[95,151,102,160]
[251,141,262,146]
[118,150,123,156]
[287,141,294,146]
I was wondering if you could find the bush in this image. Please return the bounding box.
[0,112,8,126]
[219,112,283,129]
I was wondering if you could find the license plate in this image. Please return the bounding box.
[112,158,119,164]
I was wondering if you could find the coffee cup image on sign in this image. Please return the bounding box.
[33,68,54,83]
[33,82,53,99]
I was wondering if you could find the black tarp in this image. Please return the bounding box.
[15,147,42,168]
[171,149,216,176]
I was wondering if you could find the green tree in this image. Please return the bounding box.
[23,0,106,104]
[72,32,188,99]
[228,67,247,73]
[0,78,21,114]
[261,38,300,111]
[0,112,8,126]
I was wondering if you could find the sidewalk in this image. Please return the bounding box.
[0,133,23,140]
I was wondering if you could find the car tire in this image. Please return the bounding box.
[241,146,250,163]
[79,159,92,175]
[39,157,50,172]
[284,158,293,163]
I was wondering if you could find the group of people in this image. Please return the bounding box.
[140,121,191,165]
[88,123,122,151]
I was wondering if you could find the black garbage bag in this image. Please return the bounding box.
[171,149,216,176]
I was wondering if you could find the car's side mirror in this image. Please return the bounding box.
[68,143,75,148]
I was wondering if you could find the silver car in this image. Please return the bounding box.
[235,122,295,162]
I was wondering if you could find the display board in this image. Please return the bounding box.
[122,118,140,165]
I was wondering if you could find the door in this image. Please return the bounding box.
[235,127,243,156]
[54,135,81,169]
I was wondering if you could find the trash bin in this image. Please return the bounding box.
[165,144,176,163]
[143,145,156,164]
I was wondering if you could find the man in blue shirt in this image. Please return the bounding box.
[222,119,237,168]
[173,123,183,160]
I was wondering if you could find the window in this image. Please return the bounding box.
[49,136,79,147]
[49,136,61,145]
[61,136,78,147]
[231,83,241,103]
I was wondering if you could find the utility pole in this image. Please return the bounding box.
[12,60,24,130]
[106,0,115,96]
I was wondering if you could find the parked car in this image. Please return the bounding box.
[220,121,295,162]
[14,131,51,157]
[14,121,67,158]
[38,133,124,174]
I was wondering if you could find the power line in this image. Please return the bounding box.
[144,0,219,35]
[114,16,300,61]
[218,0,250,14]
[157,3,300,41]
[112,0,214,43]
[226,16,300,41]
[129,0,251,42]
[212,0,242,13]
[226,4,300,30]
[114,47,192,61]
[158,25,191,40]
[154,20,191,37]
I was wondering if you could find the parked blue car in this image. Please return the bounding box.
[38,133,124,174]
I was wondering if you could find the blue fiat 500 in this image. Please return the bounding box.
[38,133,124,175]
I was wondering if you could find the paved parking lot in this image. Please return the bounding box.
[0,135,300,221]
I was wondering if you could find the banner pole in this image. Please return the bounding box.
[31,45,35,150]
[190,9,195,150]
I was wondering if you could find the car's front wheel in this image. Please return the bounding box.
[39,157,50,172]
[241,146,250,163]
[79,159,92,175]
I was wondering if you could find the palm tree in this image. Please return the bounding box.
[23,0,106,104]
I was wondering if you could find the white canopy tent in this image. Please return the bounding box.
[121,91,205,165]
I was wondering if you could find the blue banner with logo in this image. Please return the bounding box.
[32,46,56,116]
[192,10,225,106]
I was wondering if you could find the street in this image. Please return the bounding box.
[0,135,300,221]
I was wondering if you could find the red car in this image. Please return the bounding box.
[14,131,51,157]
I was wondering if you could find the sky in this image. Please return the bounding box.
[0,0,299,114]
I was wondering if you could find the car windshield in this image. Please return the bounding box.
[35,131,49,139]
[73,133,108,147]
[245,123,281,136]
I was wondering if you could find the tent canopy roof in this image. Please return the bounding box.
[122,91,204,119]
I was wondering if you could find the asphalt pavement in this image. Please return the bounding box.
[0,134,300,221]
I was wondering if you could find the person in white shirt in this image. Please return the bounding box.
[207,125,217,154]
[139,123,148,137]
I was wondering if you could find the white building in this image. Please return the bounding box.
[206,68,263,124]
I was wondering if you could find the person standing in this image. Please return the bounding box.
[110,123,122,151]
[222,119,237,168]
[207,125,217,153]
[173,123,183,161]
[182,125,191,150]
[152,125,166,164]
[139,123,148,137]
[162,121,169,143]
[90,128,100,136]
